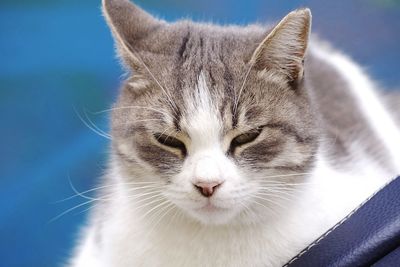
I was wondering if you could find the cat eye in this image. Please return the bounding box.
[153,133,187,156]
[229,129,262,153]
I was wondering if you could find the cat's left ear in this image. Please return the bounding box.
[251,8,311,84]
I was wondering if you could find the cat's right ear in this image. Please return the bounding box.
[250,8,311,85]
[102,0,165,71]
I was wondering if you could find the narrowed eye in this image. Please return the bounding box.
[153,133,187,157]
[229,129,262,154]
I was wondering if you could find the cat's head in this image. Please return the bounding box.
[103,0,318,225]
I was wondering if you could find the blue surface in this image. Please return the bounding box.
[1,0,399,266]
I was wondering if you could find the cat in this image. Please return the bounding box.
[69,0,400,266]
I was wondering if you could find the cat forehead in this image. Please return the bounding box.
[134,22,260,83]
[126,25,254,117]
[180,71,223,146]
[170,22,263,55]
[177,70,268,134]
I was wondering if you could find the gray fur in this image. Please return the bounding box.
[103,0,396,187]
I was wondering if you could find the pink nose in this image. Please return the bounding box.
[193,181,223,197]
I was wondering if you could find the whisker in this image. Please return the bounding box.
[241,201,261,222]
[129,195,166,211]
[129,54,178,116]
[94,106,174,120]
[146,202,175,237]
[74,203,98,216]
[255,181,317,187]
[164,207,180,231]
[125,185,164,192]
[83,108,110,138]
[136,198,170,223]
[256,191,293,202]
[256,187,302,198]
[256,185,300,191]
[252,195,287,210]
[250,199,280,217]
[48,199,95,223]
[126,190,164,203]
[67,175,102,202]
[257,172,313,179]
[255,183,310,189]
[72,191,166,219]
[156,128,177,144]
[109,29,178,116]
[234,62,254,114]
[55,181,161,203]
[114,118,165,126]
[77,188,163,203]
[73,105,111,140]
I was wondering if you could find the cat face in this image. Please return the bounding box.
[104,0,318,225]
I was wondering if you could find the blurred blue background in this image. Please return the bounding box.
[0,0,399,266]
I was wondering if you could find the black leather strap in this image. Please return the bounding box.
[285,176,400,267]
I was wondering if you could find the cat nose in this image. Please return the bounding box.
[193,181,223,197]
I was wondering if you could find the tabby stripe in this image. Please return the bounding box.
[178,30,190,60]
[173,106,182,132]
[267,155,315,171]
[264,122,314,144]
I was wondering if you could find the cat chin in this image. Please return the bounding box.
[184,206,241,225]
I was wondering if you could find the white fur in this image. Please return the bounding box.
[70,44,399,267]
[182,71,222,151]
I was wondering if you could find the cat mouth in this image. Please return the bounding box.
[195,202,229,213]
[189,200,239,224]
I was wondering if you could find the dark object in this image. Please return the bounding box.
[285,176,400,267]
